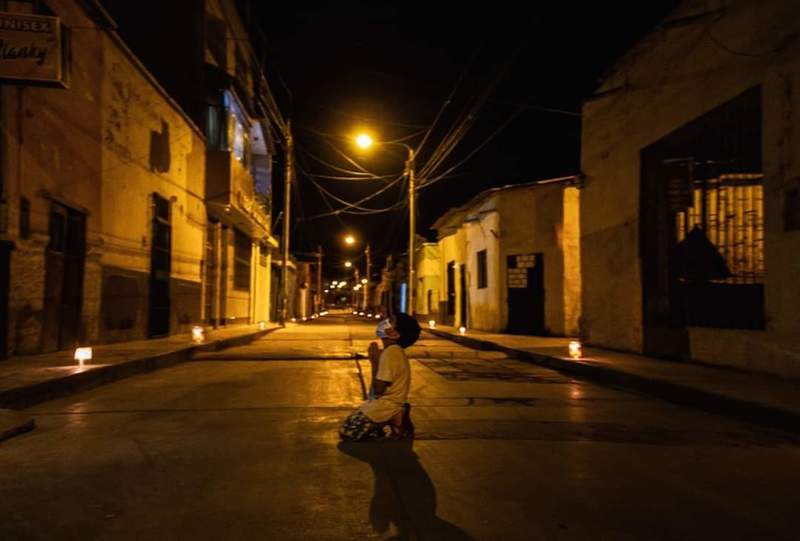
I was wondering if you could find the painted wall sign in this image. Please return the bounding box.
[0,12,66,86]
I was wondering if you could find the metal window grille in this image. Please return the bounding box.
[675,173,764,285]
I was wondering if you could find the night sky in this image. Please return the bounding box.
[252,1,680,280]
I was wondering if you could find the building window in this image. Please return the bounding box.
[206,16,227,70]
[476,249,487,289]
[675,174,764,285]
[206,103,223,149]
[233,228,251,291]
[235,47,248,88]
[19,197,30,239]
[446,261,455,315]
[673,173,765,328]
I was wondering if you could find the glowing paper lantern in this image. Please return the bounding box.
[74,347,93,366]
[191,326,205,344]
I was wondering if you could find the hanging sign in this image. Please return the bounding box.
[0,12,66,87]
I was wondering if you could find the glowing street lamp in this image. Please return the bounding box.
[355,133,373,149]
[344,261,352,268]
[344,234,356,246]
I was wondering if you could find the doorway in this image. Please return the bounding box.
[149,194,171,337]
[42,202,86,351]
[506,253,545,335]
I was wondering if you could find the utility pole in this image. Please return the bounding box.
[280,120,293,325]
[316,245,323,312]
[353,268,360,310]
[364,244,371,311]
[406,148,416,316]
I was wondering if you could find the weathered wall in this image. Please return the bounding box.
[4,2,103,353]
[464,205,502,331]
[497,185,576,335]
[580,0,800,373]
[437,229,467,327]
[100,35,206,340]
[3,0,206,353]
[414,243,441,317]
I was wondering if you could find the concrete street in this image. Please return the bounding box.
[2,315,800,540]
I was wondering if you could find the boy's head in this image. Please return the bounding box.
[379,313,421,348]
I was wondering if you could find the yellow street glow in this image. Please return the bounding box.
[344,234,356,245]
[569,341,583,359]
[355,133,373,149]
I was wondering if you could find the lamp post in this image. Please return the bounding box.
[355,135,416,315]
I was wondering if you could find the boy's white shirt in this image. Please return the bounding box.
[359,344,410,423]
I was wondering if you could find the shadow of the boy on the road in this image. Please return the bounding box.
[338,438,474,541]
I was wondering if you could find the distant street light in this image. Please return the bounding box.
[344,234,356,246]
[344,261,352,268]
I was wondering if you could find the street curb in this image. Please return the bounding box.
[0,327,280,411]
[425,329,800,435]
[0,409,35,443]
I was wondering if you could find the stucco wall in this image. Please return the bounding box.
[414,243,440,317]
[464,207,502,331]
[100,36,206,339]
[497,185,576,336]
[580,0,800,374]
[437,229,466,327]
[3,0,206,352]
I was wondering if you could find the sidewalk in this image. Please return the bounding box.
[0,323,280,441]
[427,325,800,434]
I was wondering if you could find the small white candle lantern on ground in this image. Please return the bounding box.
[258,320,267,330]
[428,320,436,329]
[74,347,93,367]
[191,326,206,344]
[568,340,583,359]
[459,326,466,335]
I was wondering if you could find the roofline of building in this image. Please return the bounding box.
[431,174,582,236]
[589,3,724,96]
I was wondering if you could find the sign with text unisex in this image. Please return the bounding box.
[0,12,65,86]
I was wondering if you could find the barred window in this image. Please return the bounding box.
[476,250,487,289]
